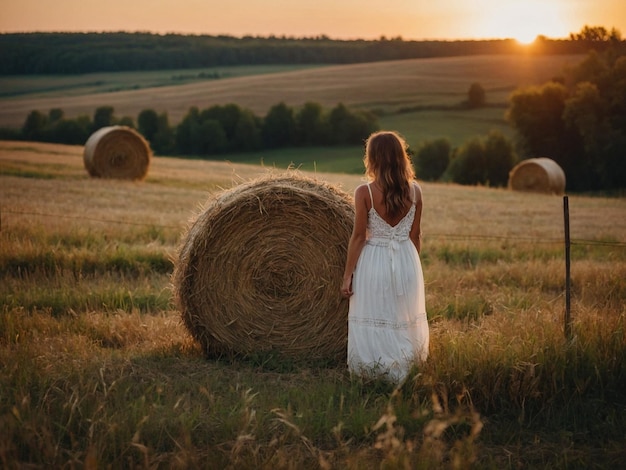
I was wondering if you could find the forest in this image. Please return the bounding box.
[0,31,607,75]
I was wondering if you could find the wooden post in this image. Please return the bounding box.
[563,196,572,340]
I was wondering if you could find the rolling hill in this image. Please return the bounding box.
[0,53,582,130]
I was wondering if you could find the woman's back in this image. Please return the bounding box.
[367,182,417,227]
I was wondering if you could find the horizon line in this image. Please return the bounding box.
[0,29,575,43]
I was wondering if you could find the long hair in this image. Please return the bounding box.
[364,131,415,218]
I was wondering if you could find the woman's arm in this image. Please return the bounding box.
[409,182,423,254]
[341,185,369,297]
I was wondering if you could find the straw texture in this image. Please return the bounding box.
[508,157,566,194]
[173,173,355,362]
[83,126,151,180]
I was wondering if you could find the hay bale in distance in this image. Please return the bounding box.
[508,157,566,194]
[83,126,151,180]
[173,173,354,363]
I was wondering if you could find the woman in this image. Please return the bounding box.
[341,130,429,383]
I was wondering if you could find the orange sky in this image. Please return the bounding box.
[1,0,625,42]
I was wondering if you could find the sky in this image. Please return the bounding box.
[1,0,625,43]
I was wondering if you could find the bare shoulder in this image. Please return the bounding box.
[353,183,371,210]
[412,181,423,202]
[354,183,370,200]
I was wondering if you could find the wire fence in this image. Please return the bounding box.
[2,200,624,340]
[1,207,625,248]
[0,209,182,229]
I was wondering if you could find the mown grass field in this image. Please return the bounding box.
[1,141,625,469]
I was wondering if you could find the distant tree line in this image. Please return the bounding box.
[0,32,603,75]
[12,101,379,156]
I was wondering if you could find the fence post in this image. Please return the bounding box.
[563,196,572,340]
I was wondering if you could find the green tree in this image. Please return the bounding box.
[48,108,64,123]
[152,112,175,155]
[197,120,228,155]
[467,82,486,109]
[51,118,91,145]
[569,50,610,86]
[570,25,622,43]
[506,81,570,160]
[445,136,486,185]
[92,106,115,131]
[21,110,48,140]
[444,131,517,187]
[203,104,243,145]
[563,82,608,154]
[138,109,160,142]
[175,107,201,155]
[118,116,135,128]
[483,130,518,187]
[414,138,451,181]
[327,103,352,145]
[328,103,378,145]
[232,109,262,152]
[262,102,296,148]
[295,102,329,145]
[563,81,620,189]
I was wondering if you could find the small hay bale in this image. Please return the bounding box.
[508,157,566,194]
[173,173,354,362]
[83,126,151,180]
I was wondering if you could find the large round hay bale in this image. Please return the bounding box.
[173,173,354,362]
[83,126,151,180]
[508,157,566,194]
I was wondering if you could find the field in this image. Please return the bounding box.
[0,54,582,142]
[0,54,584,173]
[1,141,625,468]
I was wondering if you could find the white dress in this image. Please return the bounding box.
[347,183,429,383]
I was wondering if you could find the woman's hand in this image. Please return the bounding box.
[341,275,353,298]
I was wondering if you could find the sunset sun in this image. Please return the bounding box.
[477,1,572,42]
[513,30,540,45]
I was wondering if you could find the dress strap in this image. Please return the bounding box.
[367,183,374,210]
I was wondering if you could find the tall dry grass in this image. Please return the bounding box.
[1,142,625,468]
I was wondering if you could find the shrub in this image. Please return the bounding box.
[295,102,330,146]
[483,130,518,187]
[445,131,517,186]
[22,110,48,140]
[328,103,378,145]
[467,82,486,108]
[138,109,160,142]
[92,106,115,132]
[262,102,296,148]
[414,138,451,181]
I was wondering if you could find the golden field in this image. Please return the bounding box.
[1,141,624,468]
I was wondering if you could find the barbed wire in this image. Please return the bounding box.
[425,233,563,244]
[1,207,625,248]
[0,209,181,229]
